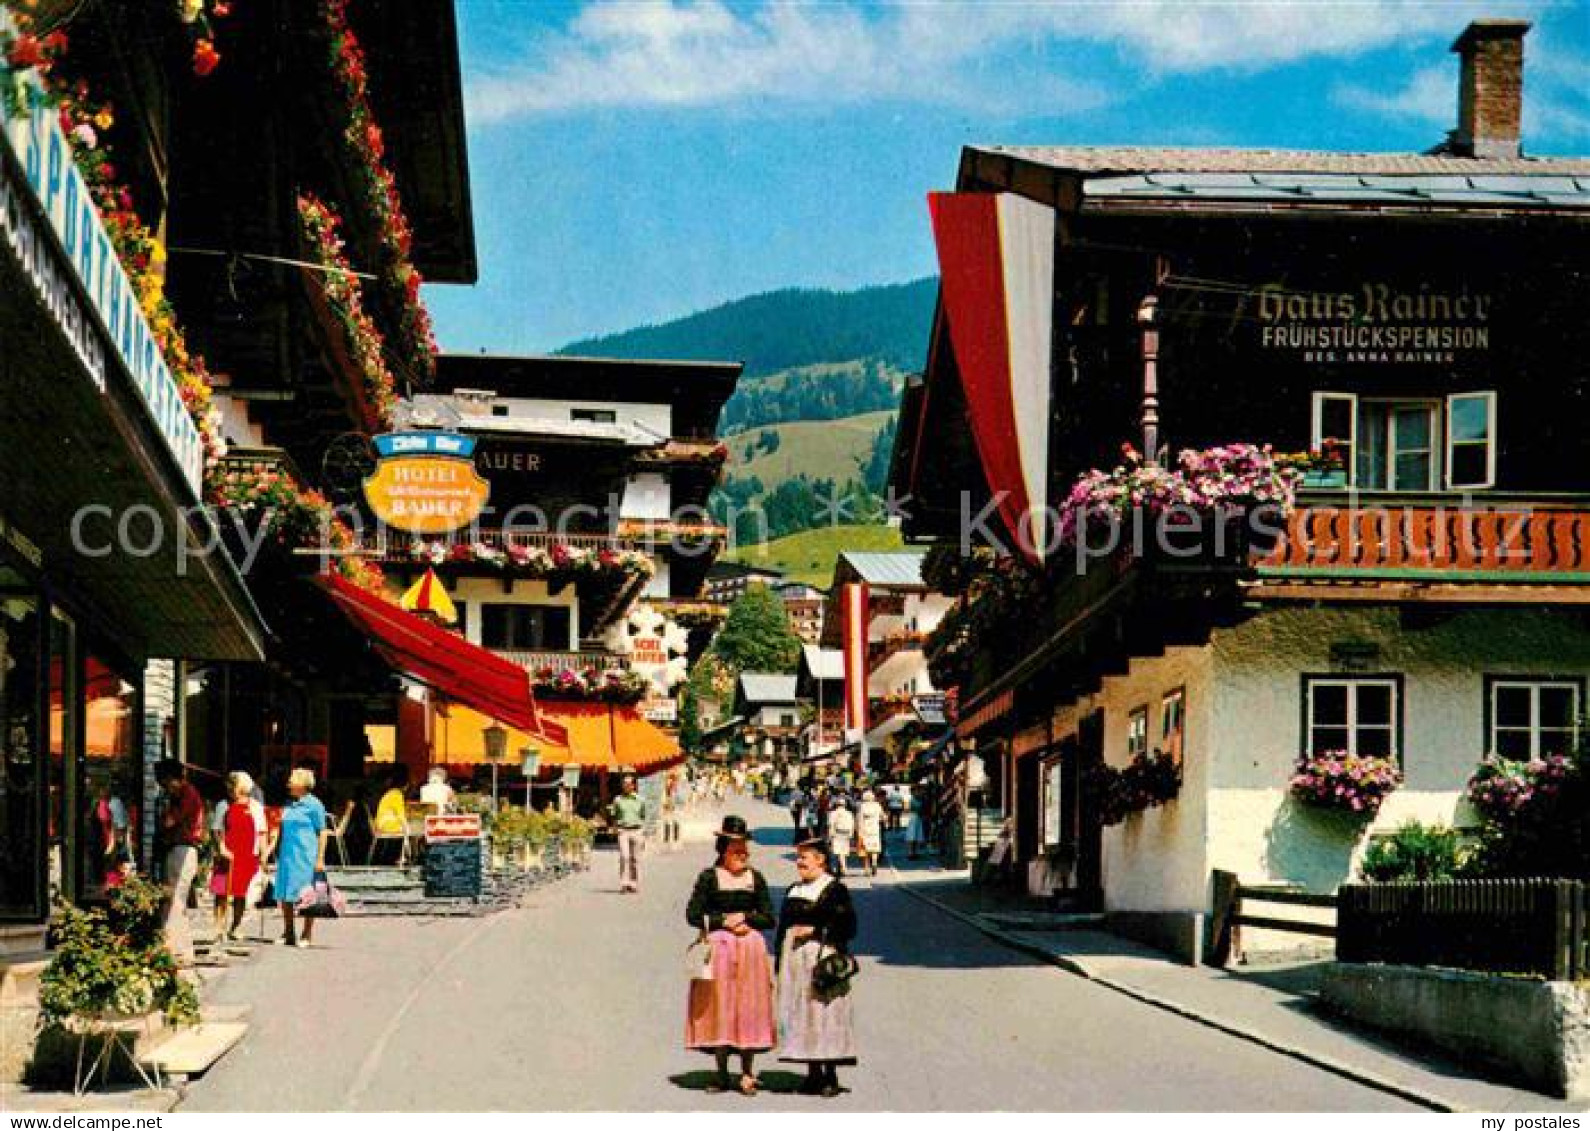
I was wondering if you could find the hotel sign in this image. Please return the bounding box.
[0,10,205,490]
[1253,282,1491,365]
[363,432,491,534]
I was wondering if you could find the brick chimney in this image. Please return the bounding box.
[1450,19,1530,159]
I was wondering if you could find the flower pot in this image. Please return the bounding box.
[1302,469,1347,489]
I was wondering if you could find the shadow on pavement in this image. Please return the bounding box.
[668,1069,811,1095]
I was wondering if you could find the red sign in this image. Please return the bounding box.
[424,814,483,842]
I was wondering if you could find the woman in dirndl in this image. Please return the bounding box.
[684,816,776,1095]
[776,836,858,1097]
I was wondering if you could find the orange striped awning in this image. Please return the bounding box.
[537,702,684,774]
[1258,506,1590,578]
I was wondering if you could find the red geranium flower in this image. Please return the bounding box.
[193,38,221,76]
[7,34,45,69]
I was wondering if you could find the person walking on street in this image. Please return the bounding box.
[776,837,859,1096]
[906,784,927,860]
[827,796,855,877]
[684,816,776,1095]
[272,767,330,948]
[788,786,807,839]
[155,760,205,968]
[856,789,885,876]
[885,784,905,831]
[610,775,649,893]
[209,771,266,942]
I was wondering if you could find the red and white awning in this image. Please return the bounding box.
[928,192,1056,563]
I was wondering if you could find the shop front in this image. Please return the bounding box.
[0,50,265,937]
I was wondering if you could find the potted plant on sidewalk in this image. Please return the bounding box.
[33,878,200,1092]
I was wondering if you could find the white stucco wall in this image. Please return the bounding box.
[390,576,580,650]
[906,592,952,636]
[621,473,671,520]
[1206,605,1590,894]
[1052,646,1215,915]
[644,558,671,600]
[214,393,265,449]
[486,397,671,437]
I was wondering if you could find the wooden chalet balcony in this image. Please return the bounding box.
[616,518,728,545]
[868,630,927,671]
[368,529,645,559]
[868,695,917,725]
[495,649,626,675]
[214,446,304,483]
[1253,498,1590,596]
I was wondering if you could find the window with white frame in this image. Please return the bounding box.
[1127,705,1149,759]
[1161,687,1186,764]
[1488,679,1581,759]
[1311,391,1496,491]
[1304,677,1399,759]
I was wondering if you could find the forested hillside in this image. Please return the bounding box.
[559,278,934,379]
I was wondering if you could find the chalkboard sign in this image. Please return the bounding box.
[424,839,482,899]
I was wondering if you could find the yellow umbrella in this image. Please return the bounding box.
[399,568,457,625]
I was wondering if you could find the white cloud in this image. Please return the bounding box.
[1334,42,1590,143]
[468,0,1106,121]
[1334,62,1451,124]
[467,0,1550,123]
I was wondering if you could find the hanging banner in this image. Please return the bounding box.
[363,432,491,534]
[928,192,1055,563]
[841,582,870,738]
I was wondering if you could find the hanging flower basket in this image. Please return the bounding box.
[1087,750,1182,827]
[1289,751,1402,816]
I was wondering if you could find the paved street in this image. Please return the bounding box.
[182,800,1417,1112]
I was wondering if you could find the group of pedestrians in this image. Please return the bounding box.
[684,816,858,1098]
[789,783,916,877]
[154,759,333,964]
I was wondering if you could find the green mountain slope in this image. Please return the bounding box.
[723,524,906,589]
[728,411,894,486]
[559,280,928,546]
[559,278,935,379]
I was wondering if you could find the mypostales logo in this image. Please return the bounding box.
[363,432,491,534]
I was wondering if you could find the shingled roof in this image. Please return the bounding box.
[974,145,1590,178]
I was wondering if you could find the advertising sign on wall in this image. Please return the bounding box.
[363,432,491,534]
[1251,282,1492,365]
[1,8,205,490]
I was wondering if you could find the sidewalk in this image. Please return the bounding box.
[889,861,1578,1114]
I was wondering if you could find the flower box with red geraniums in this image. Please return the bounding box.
[531,666,651,705]
[1056,442,1299,549]
[1289,751,1402,816]
[1087,750,1181,827]
[1465,754,1576,823]
[403,539,655,580]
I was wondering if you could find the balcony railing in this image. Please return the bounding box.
[367,529,645,559]
[496,649,626,675]
[868,630,927,671]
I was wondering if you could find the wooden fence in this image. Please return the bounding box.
[1209,870,1336,965]
[1337,878,1589,980]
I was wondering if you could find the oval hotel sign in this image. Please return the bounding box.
[363,432,491,533]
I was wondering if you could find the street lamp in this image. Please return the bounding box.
[483,722,507,812]
[520,746,541,810]
[561,762,582,815]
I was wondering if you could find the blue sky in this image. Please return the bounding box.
[424,0,1590,353]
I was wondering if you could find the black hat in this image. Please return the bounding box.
[716,815,753,841]
[794,835,827,852]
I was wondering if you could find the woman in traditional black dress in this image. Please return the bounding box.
[684,816,777,1095]
[775,837,858,1097]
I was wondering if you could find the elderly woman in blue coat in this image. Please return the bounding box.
[273,767,329,948]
